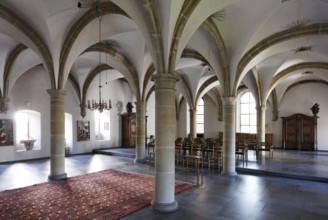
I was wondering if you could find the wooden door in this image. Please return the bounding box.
[283,116,298,150]
[282,114,317,151]
[122,113,136,147]
[300,116,315,150]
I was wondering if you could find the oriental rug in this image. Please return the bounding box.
[0,169,192,220]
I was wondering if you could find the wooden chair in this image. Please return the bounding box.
[208,143,223,172]
[175,138,184,166]
[236,142,248,164]
[193,137,206,149]
[147,135,155,156]
[257,142,273,159]
[183,137,193,150]
[204,138,215,162]
[183,143,203,171]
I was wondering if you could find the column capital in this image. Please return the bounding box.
[134,101,147,108]
[47,89,67,99]
[152,73,180,90]
[256,105,267,112]
[152,73,180,81]
[189,108,196,114]
[222,96,236,106]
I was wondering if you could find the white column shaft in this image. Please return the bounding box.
[257,106,267,143]
[47,89,67,180]
[135,101,146,163]
[222,97,237,176]
[189,109,196,138]
[151,73,179,212]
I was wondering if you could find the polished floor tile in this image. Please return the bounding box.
[0,153,328,219]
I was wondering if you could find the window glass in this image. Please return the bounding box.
[239,92,257,133]
[15,110,41,151]
[241,104,250,114]
[196,115,204,123]
[197,107,204,115]
[240,115,249,125]
[196,99,204,134]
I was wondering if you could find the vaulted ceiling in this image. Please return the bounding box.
[0,0,326,113]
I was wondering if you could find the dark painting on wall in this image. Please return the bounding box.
[77,120,90,141]
[0,119,14,146]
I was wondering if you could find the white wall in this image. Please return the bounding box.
[2,66,51,162]
[176,99,188,138]
[0,66,136,162]
[175,97,223,139]
[3,66,327,163]
[270,83,328,151]
[204,96,223,138]
[65,78,135,154]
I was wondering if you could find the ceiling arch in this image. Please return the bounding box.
[233,23,328,97]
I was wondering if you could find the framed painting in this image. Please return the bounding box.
[77,120,90,141]
[0,119,14,146]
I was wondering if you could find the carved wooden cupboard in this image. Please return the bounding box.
[121,113,136,147]
[281,114,317,150]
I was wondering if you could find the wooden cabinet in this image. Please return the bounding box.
[281,114,317,150]
[121,113,136,147]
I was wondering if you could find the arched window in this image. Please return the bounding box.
[15,110,41,151]
[196,99,204,134]
[95,111,111,140]
[240,92,257,133]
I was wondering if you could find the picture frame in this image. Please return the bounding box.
[77,120,90,141]
[0,119,14,146]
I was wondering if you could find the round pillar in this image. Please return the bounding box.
[222,97,237,176]
[134,101,146,163]
[47,89,67,180]
[151,73,179,212]
[189,108,196,138]
[257,105,267,144]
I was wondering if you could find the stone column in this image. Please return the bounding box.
[134,101,146,163]
[222,97,237,176]
[189,108,196,138]
[257,105,267,143]
[47,89,67,180]
[151,73,179,212]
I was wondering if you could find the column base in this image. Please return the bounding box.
[151,200,178,212]
[134,158,146,163]
[221,171,237,176]
[48,173,67,180]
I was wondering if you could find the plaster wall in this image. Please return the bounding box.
[270,83,328,151]
[2,66,51,162]
[204,96,223,138]
[0,67,135,162]
[176,99,188,138]
[66,79,135,154]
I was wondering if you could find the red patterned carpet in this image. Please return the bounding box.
[0,169,192,220]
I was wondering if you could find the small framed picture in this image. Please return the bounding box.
[0,119,14,146]
[77,120,90,141]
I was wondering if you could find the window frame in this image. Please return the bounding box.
[196,98,204,134]
[239,92,257,133]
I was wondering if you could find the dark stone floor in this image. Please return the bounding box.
[0,150,328,219]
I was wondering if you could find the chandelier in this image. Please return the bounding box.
[82,0,112,113]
